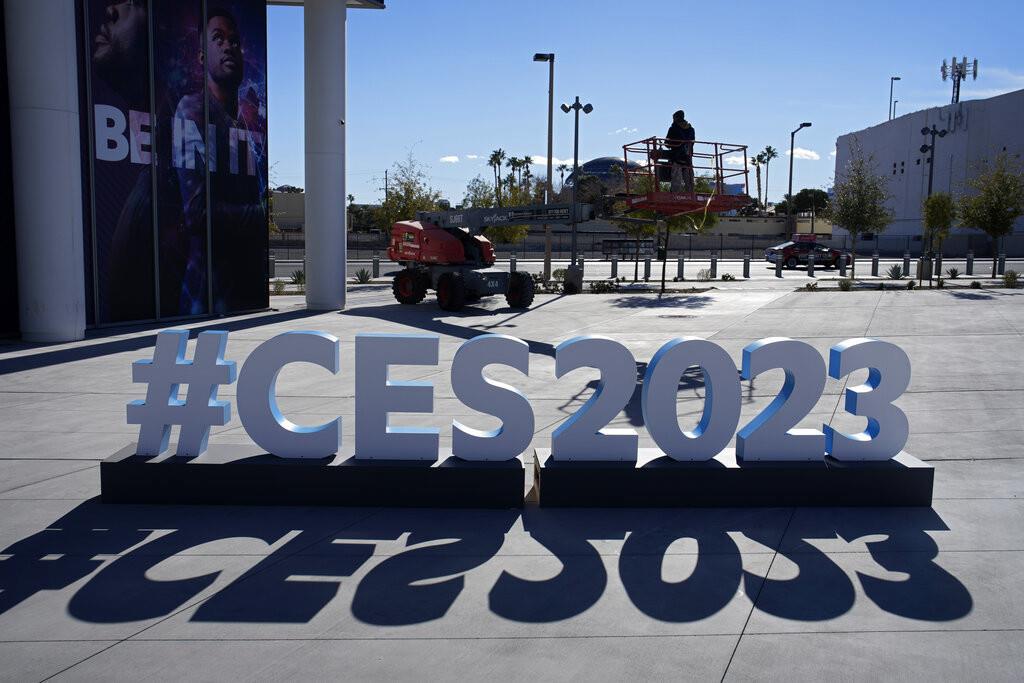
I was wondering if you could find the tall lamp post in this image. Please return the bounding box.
[888,76,901,120]
[920,124,948,272]
[787,122,812,219]
[561,96,593,270]
[533,53,555,281]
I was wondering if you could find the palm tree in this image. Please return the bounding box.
[750,154,764,212]
[488,149,506,204]
[557,163,569,191]
[761,146,779,212]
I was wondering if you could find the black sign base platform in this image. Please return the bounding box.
[102,445,524,508]
[534,448,933,507]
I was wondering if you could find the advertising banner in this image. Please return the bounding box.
[154,0,208,317]
[205,0,269,314]
[85,0,156,324]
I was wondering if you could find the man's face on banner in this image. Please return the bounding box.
[93,0,147,70]
[206,15,244,87]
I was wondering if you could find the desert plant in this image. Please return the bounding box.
[946,267,960,279]
[838,278,853,291]
[803,281,818,291]
[1004,270,1020,289]
[886,264,905,280]
[552,268,568,282]
[271,280,285,295]
[970,280,981,289]
[936,277,945,289]
[877,282,885,290]
[721,273,736,281]
[588,280,619,294]
[696,268,714,281]
[353,268,373,284]
[906,280,915,290]
[290,269,306,285]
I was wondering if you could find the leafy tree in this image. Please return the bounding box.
[824,145,892,278]
[556,163,569,191]
[488,149,506,205]
[462,175,496,208]
[761,146,778,210]
[957,153,1024,275]
[274,184,304,193]
[750,153,764,211]
[375,154,443,230]
[922,192,956,254]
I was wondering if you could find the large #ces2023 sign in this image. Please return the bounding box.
[126,329,911,464]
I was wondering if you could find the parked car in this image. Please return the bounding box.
[765,241,846,269]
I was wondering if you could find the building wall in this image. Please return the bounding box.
[834,89,1024,237]
[0,8,19,337]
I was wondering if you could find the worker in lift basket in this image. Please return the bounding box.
[665,109,695,193]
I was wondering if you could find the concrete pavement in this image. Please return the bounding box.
[1,284,1023,680]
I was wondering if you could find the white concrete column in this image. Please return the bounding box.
[4,0,86,341]
[304,0,347,310]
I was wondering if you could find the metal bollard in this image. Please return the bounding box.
[611,257,618,279]
[871,252,879,277]
[743,253,750,278]
[903,252,911,277]
[268,255,276,280]
[917,257,924,280]
[579,257,585,276]
[966,250,974,275]
[510,254,517,272]
[935,254,943,279]
[998,253,1006,275]
[775,256,783,278]
[839,254,847,277]
[807,253,815,277]
[710,253,718,279]
[372,255,380,278]
[644,258,651,280]
[677,256,685,280]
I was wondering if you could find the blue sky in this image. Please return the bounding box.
[267,0,1024,204]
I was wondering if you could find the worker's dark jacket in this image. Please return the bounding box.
[665,122,695,163]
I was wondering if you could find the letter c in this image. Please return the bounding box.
[237,331,341,458]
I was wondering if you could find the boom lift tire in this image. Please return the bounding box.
[505,271,536,309]
[436,272,467,311]
[393,270,427,304]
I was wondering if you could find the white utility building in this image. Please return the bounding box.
[834,88,1024,238]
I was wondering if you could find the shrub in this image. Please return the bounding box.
[946,267,960,279]
[271,280,285,295]
[552,268,568,282]
[838,278,853,291]
[803,281,818,291]
[721,273,736,281]
[588,280,619,294]
[290,269,306,285]
[878,282,885,290]
[353,268,373,284]
[906,280,915,290]
[1004,270,1020,289]
[886,264,905,280]
[970,280,981,289]
[936,277,945,289]
[696,268,714,281]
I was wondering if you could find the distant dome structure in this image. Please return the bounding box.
[564,156,642,188]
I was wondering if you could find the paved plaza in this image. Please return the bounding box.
[2,282,1024,680]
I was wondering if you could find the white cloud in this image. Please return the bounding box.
[609,126,639,135]
[829,150,837,158]
[439,155,459,163]
[465,154,480,160]
[529,155,577,167]
[785,147,821,161]
[724,155,746,167]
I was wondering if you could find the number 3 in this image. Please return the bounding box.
[825,338,911,461]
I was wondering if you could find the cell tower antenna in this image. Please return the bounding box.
[941,56,979,104]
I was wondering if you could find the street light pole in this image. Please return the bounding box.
[889,76,901,120]
[533,53,555,281]
[787,122,812,219]
[920,124,948,283]
[561,96,593,269]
